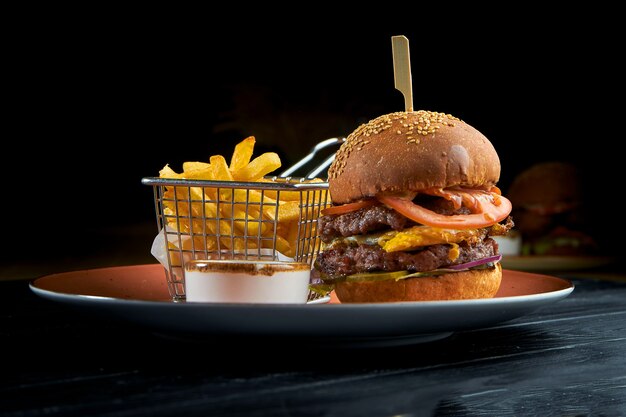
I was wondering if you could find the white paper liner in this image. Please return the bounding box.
[151,226,295,279]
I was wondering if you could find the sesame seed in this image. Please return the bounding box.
[328,110,463,178]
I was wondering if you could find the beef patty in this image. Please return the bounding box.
[319,198,472,243]
[314,238,499,281]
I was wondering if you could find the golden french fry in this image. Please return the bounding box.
[183,235,219,255]
[261,234,291,258]
[210,155,233,181]
[231,207,267,236]
[182,170,214,181]
[182,161,211,172]
[229,136,255,172]
[286,220,300,252]
[260,202,279,221]
[165,186,238,249]
[232,152,281,181]
[304,189,328,209]
[291,189,330,221]
[158,136,328,261]
[160,164,215,181]
[275,220,290,239]
[274,220,299,259]
[263,189,300,202]
[227,190,281,230]
[234,189,279,207]
[160,164,181,179]
[276,235,293,258]
[210,154,235,203]
[276,201,300,223]
[281,246,295,259]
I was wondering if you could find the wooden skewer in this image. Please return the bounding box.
[391,35,413,112]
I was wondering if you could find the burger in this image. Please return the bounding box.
[507,161,597,256]
[314,110,514,302]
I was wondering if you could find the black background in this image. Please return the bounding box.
[6,13,620,262]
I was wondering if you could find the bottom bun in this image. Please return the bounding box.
[334,264,502,303]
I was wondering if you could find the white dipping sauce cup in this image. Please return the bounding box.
[184,260,311,304]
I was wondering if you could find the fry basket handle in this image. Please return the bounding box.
[279,137,346,179]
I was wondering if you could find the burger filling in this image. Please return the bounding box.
[314,188,513,283]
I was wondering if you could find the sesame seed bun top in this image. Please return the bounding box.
[328,110,501,204]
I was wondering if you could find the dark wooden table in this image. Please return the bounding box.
[1,269,625,416]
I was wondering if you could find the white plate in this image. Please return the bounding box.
[30,264,574,347]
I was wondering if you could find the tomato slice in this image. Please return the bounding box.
[321,199,377,216]
[422,187,503,212]
[378,193,512,229]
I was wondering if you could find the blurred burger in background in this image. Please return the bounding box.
[507,162,597,256]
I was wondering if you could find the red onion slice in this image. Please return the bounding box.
[448,254,502,271]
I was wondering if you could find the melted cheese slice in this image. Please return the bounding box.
[380,226,481,252]
[327,226,481,253]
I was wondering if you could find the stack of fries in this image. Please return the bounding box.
[158,137,324,259]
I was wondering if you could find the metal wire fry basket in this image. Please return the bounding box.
[141,138,343,301]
